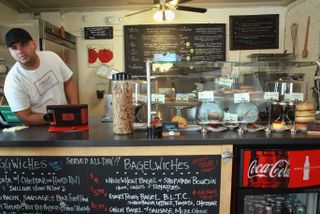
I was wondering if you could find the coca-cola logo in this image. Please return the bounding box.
[248,159,290,178]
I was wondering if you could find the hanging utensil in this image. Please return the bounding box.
[301,16,310,58]
[290,23,298,58]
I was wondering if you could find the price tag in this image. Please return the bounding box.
[285,93,304,101]
[264,92,279,100]
[176,94,189,102]
[198,91,214,101]
[234,93,250,103]
[218,77,233,88]
[224,112,238,122]
[152,94,165,103]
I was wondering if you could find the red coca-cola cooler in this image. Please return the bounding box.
[233,145,320,214]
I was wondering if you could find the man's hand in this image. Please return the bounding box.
[15,108,49,126]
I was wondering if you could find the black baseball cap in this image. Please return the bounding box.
[5,28,33,47]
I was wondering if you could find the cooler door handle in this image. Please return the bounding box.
[221,151,233,162]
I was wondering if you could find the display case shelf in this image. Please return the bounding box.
[153,60,317,69]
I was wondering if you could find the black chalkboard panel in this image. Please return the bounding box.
[0,155,221,213]
[84,26,113,39]
[124,24,226,75]
[230,14,279,50]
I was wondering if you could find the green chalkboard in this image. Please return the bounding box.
[230,14,279,50]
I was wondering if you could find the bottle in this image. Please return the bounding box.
[296,204,306,214]
[112,73,134,134]
[303,155,310,181]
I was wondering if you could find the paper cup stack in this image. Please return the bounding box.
[295,102,315,130]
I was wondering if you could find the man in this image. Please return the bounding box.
[4,28,79,125]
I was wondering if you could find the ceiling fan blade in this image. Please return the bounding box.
[176,5,207,13]
[125,7,154,17]
[177,0,192,3]
[154,0,193,7]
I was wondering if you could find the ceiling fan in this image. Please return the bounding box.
[125,0,207,19]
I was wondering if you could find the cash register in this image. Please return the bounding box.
[43,104,89,132]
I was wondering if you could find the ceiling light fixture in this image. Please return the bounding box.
[153,9,175,22]
[153,0,175,22]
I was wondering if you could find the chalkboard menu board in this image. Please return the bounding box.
[0,155,221,213]
[124,24,226,75]
[230,14,279,50]
[84,26,113,39]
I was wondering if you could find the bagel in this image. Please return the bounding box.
[295,110,315,117]
[296,102,315,111]
[295,116,315,123]
[171,115,187,129]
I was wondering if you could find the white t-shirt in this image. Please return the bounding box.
[4,51,73,113]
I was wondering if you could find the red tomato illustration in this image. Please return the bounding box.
[88,48,98,64]
[98,49,113,63]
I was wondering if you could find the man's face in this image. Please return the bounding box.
[8,40,37,67]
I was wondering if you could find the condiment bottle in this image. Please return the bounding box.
[112,73,133,134]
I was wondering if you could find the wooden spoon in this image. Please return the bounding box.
[301,16,310,58]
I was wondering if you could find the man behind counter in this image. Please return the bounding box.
[3,28,79,126]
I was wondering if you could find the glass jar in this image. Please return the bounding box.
[112,73,133,134]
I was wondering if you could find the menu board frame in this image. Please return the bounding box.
[0,145,232,214]
[229,14,279,50]
[124,24,226,76]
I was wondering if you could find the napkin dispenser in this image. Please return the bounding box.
[44,104,88,126]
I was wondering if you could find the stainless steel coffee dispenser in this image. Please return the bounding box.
[312,61,320,117]
[96,64,120,122]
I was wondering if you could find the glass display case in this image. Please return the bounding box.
[135,59,318,133]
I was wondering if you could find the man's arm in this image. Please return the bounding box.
[64,76,79,104]
[15,108,48,126]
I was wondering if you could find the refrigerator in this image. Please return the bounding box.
[0,19,78,101]
[233,144,320,214]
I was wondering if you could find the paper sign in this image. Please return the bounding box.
[176,94,189,102]
[224,112,238,122]
[234,93,250,103]
[152,94,165,103]
[162,122,180,137]
[198,91,214,101]
[218,77,233,88]
[285,93,304,102]
[264,92,279,100]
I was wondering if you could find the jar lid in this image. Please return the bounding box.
[112,72,131,81]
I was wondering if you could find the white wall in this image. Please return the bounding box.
[39,6,287,116]
[285,0,320,102]
[0,4,30,21]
